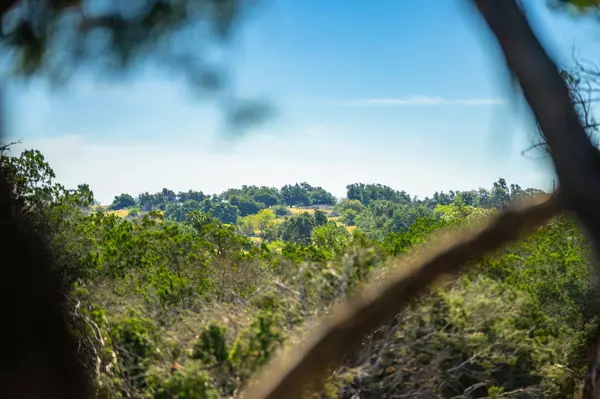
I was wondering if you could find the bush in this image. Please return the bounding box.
[272,205,291,217]
[334,276,585,399]
[229,310,285,379]
[110,312,158,391]
[192,324,230,365]
[9,144,591,399]
[150,364,219,399]
[340,209,358,226]
[109,193,136,210]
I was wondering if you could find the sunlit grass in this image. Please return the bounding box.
[106,209,129,218]
[288,207,316,215]
[288,206,335,215]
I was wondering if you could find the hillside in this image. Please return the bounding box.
[3,146,589,399]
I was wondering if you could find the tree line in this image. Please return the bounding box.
[108,178,547,229]
[1,144,590,399]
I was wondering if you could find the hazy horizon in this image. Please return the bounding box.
[5,0,597,204]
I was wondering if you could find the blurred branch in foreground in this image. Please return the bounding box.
[0,0,270,132]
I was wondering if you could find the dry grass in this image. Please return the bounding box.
[105,209,129,218]
[288,207,334,216]
[288,207,315,215]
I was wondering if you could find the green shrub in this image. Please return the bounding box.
[337,276,584,399]
[229,310,285,379]
[110,312,158,391]
[192,324,230,366]
[340,209,358,225]
[150,364,219,399]
[272,205,291,216]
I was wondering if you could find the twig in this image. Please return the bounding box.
[471,0,600,242]
[241,192,562,399]
[470,1,600,397]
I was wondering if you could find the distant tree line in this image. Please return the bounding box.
[346,179,545,209]
[338,179,547,240]
[108,178,547,229]
[107,183,336,224]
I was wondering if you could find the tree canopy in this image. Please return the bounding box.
[3,1,600,398]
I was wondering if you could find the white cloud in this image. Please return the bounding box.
[332,96,505,107]
[10,129,552,206]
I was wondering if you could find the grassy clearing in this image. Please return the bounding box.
[98,205,354,234]
[288,207,334,216]
[105,209,129,218]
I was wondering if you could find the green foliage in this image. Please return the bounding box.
[178,190,207,203]
[128,206,140,217]
[335,198,366,225]
[0,148,57,205]
[5,145,593,399]
[185,210,253,259]
[259,224,279,242]
[202,200,240,224]
[314,209,328,226]
[192,324,230,365]
[164,199,201,222]
[382,217,447,256]
[252,187,281,207]
[272,205,291,216]
[111,312,158,391]
[0,147,95,213]
[219,186,281,208]
[338,276,588,398]
[434,199,494,224]
[346,183,412,205]
[237,209,276,236]
[109,193,136,210]
[229,195,265,217]
[138,190,175,211]
[418,179,544,210]
[308,187,336,205]
[150,365,219,399]
[278,212,318,244]
[340,208,359,225]
[478,215,590,328]
[356,200,435,240]
[311,222,351,259]
[335,199,366,214]
[229,310,285,379]
[281,183,336,206]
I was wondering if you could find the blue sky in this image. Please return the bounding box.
[5,0,600,204]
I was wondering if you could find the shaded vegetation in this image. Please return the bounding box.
[2,143,595,398]
[1,1,600,397]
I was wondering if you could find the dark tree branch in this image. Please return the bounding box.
[470,1,600,397]
[0,140,22,152]
[242,2,600,398]
[0,0,19,18]
[242,192,562,399]
[471,0,600,238]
